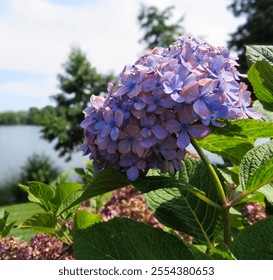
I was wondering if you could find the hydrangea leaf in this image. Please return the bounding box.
[60,168,130,214]
[198,119,273,164]
[233,216,273,260]
[73,210,102,230]
[27,181,55,212]
[73,217,210,260]
[239,140,273,193]
[248,60,273,104]
[246,45,273,65]
[19,213,57,234]
[253,100,273,120]
[140,158,221,245]
[53,182,84,217]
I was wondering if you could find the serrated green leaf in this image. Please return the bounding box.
[248,60,273,103]
[210,243,236,260]
[233,216,273,259]
[54,182,83,208]
[198,119,273,164]
[27,181,55,211]
[73,217,210,260]
[239,140,273,193]
[253,100,273,120]
[19,213,57,234]
[246,45,273,65]
[140,158,221,245]
[73,210,102,230]
[61,168,130,213]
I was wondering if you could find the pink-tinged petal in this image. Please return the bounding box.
[132,142,144,157]
[188,125,211,139]
[107,141,118,154]
[199,78,218,94]
[115,86,128,96]
[115,110,124,127]
[245,108,262,119]
[101,126,111,138]
[193,99,211,119]
[126,166,139,181]
[178,105,198,124]
[97,136,109,150]
[119,140,131,154]
[165,120,181,133]
[90,95,105,109]
[141,114,156,126]
[126,125,141,139]
[182,81,199,103]
[103,108,113,124]
[128,85,142,98]
[110,127,119,141]
[177,130,190,149]
[152,125,168,140]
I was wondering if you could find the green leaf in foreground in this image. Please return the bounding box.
[63,168,130,212]
[239,140,273,192]
[246,45,273,65]
[19,213,57,234]
[233,216,273,260]
[73,218,209,260]
[138,158,221,245]
[198,119,273,164]
[253,100,273,121]
[27,181,55,211]
[248,60,273,104]
[73,210,102,230]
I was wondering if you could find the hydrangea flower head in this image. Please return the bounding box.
[81,36,260,181]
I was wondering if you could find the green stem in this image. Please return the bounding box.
[190,136,231,248]
[187,189,222,209]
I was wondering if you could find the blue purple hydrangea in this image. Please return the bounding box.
[81,36,260,181]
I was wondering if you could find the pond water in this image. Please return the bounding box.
[0,125,227,188]
[0,125,87,185]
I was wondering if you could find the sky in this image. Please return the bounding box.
[0,0,245,112]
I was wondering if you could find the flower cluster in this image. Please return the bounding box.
[81,36,260,181]
[0,234,73,260]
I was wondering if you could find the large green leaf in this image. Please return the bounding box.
[233,216,273,260]
[239,140,273,193]
[248,60,273,104]
[62,168,130,213]
[27,181,55,211]
[198,119,273,164]
[73,217,209,260]
[246,45,273,65]
[140,158,221,245]
[19,213,57,234]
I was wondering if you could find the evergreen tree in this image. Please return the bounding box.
[228,0,273,73]
[40,47,113,160]
[138,4,184,49]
